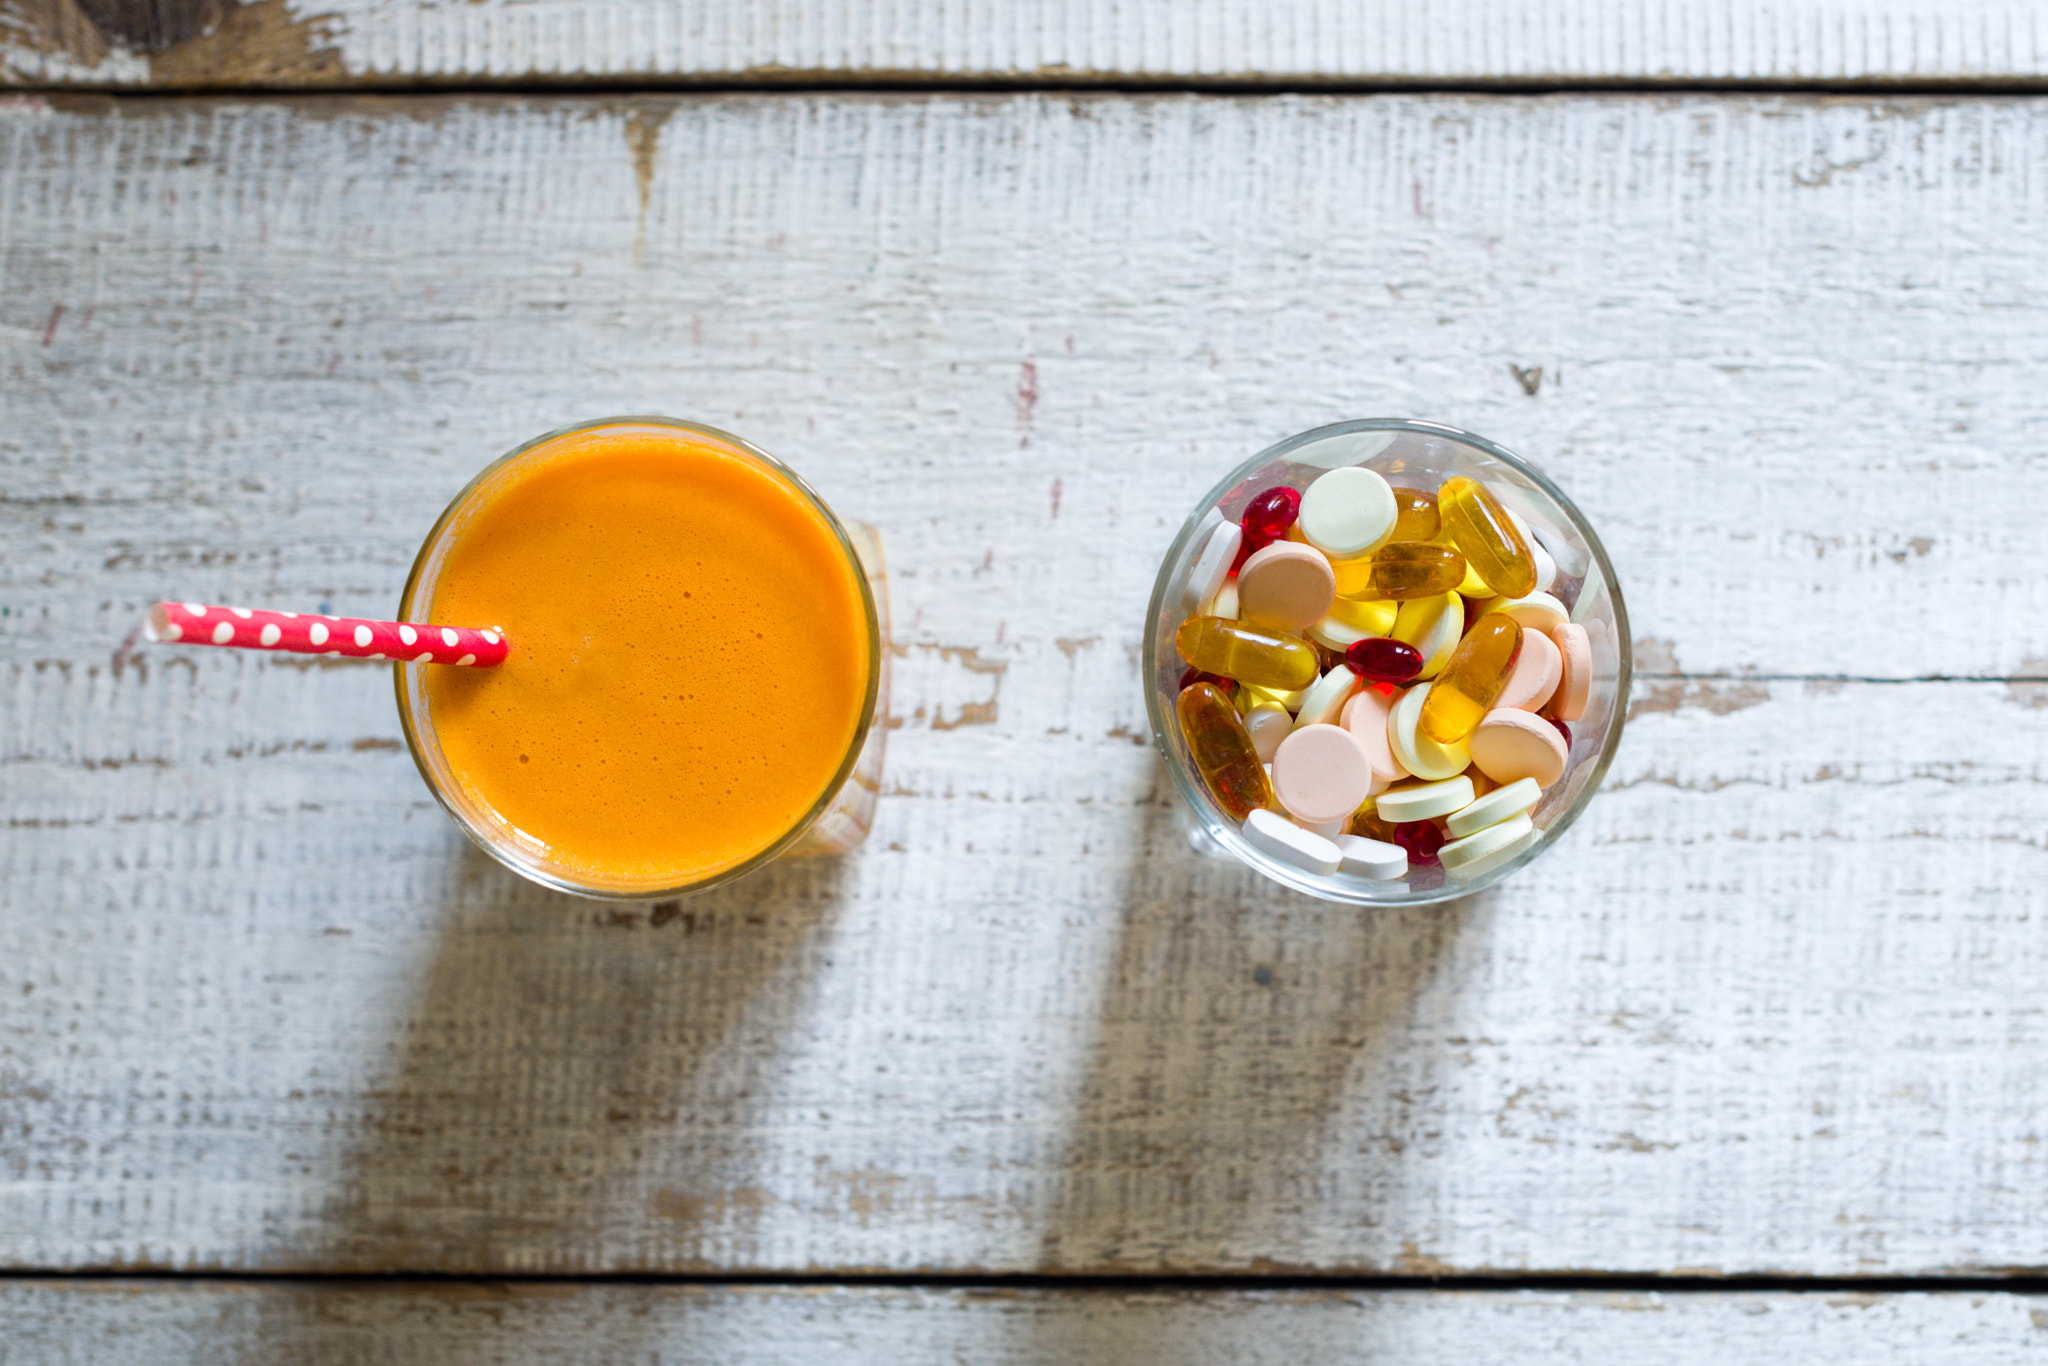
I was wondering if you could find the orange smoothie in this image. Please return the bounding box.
[415,423,875,890]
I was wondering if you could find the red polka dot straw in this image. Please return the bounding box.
[147,602,507,667]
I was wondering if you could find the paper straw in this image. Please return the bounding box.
[147,602,507,666]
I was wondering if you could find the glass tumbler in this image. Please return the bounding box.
[1143,418,1629,905]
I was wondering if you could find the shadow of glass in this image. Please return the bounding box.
[1035,757,1491,1280]
[244,834,854,1361]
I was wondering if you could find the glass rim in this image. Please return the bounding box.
[1142,417,1633,906]
[394,415,883,901]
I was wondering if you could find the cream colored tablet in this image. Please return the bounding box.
[1293,667,1363,728]
[1440,812,1536,879]
[1390,591,1463,679]
[1212,579,1240,621]
[1373,775,1476,823]
[1444,776,1542,838]
[1386,681,1472,782]
[1296,467,1397,558]
[1481,591,1570,635]
[1244,702,1293,763]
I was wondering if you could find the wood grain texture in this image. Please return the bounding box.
[5,0,2048,90]
[9,1283,2048,1364]
[5,93,2048,1277]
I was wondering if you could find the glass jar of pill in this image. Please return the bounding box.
[1143,418,1630,905]
[396,417,888,900]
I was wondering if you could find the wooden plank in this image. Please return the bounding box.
[6,0,2048,91]
[6,1283,2048,1364]
[4,92,2047,680]
[6,94,2048,1276]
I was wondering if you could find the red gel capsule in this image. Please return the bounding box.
[1549,717,1572,747]
[1392,820,1446,865]
[1230,529,1272,574]
[1241,486,1302,543]
[1344,637,1424,685]
[1179,666,1235,693]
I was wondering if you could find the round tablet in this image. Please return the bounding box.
[1482,591,1570,635]
[1244,702,1292,763]
[1271,723,1374,824]
[1467,708,1569,787]
[1294,666,1362,727]
[1440,812,1535,878]
[1339,686,1409,785]
[1550,622,1590,722]
[1444,775,1542,838]
[1297,467,1397,558]
[1494,624,1561,713]
[1391,591,1463,679]
[1374,775,1475,823]
[1237,542,1337,632]
[1386,681,1472,781]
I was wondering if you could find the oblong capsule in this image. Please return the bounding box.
[1175,615,1319,691]
[1177,681,1275,819]
[1417,614,1523,745]
[1330,542,1468,601]
[1438,476,1537,598]
[1389,486,1441,542]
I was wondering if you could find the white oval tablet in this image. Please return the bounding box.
[1373,775,1476,823]
[1335,833,1407,880]
[1181,516,1243,617]
[1440,812,1536,879]
[1444,776,1542,838]
[1293,668,1363,728]
[1297,467,1397,558]
[1242,808,1342,876]
[1386,682,1472,782]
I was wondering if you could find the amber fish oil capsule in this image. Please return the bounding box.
[1177,681,1275,820]
[1330,542,1467,602]
[1438,476,1537,599]
[1418,614,1523,745]
[1389,487,1440,542]
[1175,615,1320,691]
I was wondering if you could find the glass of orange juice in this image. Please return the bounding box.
[395,417,887,899]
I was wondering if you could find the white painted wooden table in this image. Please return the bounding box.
[6,2,2048,1360]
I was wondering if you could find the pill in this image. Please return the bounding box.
[1242,807,1342,875]
[1308,612,1380,652]
[1296,815,1349,841]
[1182,517,1243,617]
[1440,812,1536,879]
[1326,595,1400,637]
[1493,622,1561,713]
[1507,511,1558,594]
[1212,579,1240,620]
[1550,622,1590,721]
[1241,679,1312,713]
[1390,818,1448,865]
[1237,541,1338,633]
[1389,591,1463,679]
[1482,591,1570,636]
[1418,615,1522,745]
[1176,616,1320,691]
[1271,723,1375,824]
[1294,667,1363,728]
[1330,541,1467,602]
[1388,486,1440,542]
[1344,636,1424,685]
[1373,774,1476,823]
[1339,685,1410,786]
[1178,681,1275,819]
[1242,485,1302,543]
[1438,475,1537,598]
[1243,702,1293,762]
[1467,707,1569,788]
[1386,680,1472,781]
[1444,776,1542,838]
[1335,833,1407,880]
[1297,467,1398,558]
[1178,666,1233,693]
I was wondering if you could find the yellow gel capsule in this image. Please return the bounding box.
[1175,615,1320,691]
[1417,615,1523,745]
[1389,487,1441,542]
[1438,476,1537,599]
[1330,542,1468,602]
[1177,681,1276,820]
